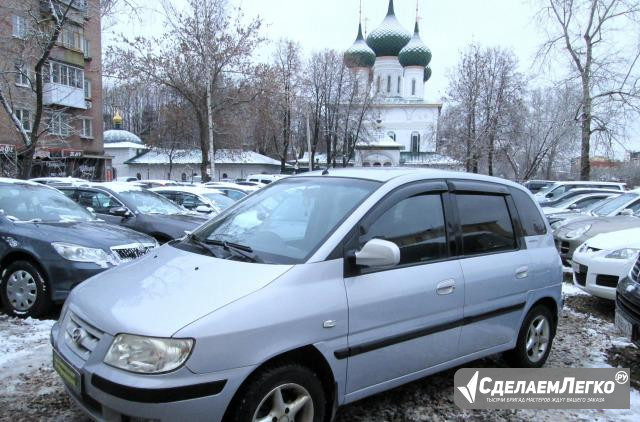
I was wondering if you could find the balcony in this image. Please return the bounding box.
[43,83,87,109]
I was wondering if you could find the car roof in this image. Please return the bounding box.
[291,167,526,189]
[0,177,49,187]
[549,180,625,186]
[150,186,224,195]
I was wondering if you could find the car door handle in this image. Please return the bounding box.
[436,279,456,295]
[516,266,529,279]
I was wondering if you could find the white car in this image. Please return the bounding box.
[571,227,640,300]
[542,192,618,216]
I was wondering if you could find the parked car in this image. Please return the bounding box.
[534,181,626,203]
[30,177,92,187]
[58,183,209,243]
[151,186,236,215]
[246,174,287,185]
[554,215,640,267]
[135,179,180,189]
[572,227,640,300]
[548,191,640,229]
[616,259,640,347]
[51,168,561,421]
[114,177,139,183]
[203,181,258,199]
[538,188,621,208]
[523,180,554,194]
[542,192,619,215]
[0,179,157,317]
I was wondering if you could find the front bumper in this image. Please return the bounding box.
[616,278,640,347]
[571,252,633,300]
[50,313,253,421]
[43,259,107,303]
[554,236,584,267]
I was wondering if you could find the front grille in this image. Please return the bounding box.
[596,274,619,288]
[632,256,640,282]
[574,265,587,286]
[64,313,103,361]
[618,294,640,320]
[111,243,155,263]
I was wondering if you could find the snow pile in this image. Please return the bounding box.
[0,316,54,369]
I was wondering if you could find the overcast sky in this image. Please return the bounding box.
[106,0,639,156]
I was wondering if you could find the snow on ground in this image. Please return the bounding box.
[0,282,638,421]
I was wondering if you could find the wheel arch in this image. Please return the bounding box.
[529,296,559,334]
[0,250,49,284]
[222,344,337,422]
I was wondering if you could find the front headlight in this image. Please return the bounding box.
[565,224,592,239]
[52,242,117,268]
[605,248,640,260]
[104,334,194,374]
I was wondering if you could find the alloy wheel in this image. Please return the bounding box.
[252,383,314,422]
[526,315,550,363]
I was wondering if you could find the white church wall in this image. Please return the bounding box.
[402,67,424,99]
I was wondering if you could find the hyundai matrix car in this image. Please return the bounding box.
[51,169,562,422]
[59,183,209,243]
[0,179,156,317]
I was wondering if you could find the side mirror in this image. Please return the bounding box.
[109,206,130,217]
[568,204,578,210]
[355,239,400,268]
[546,193,553,198]
[195,205,213,214]
[620,208,634,216]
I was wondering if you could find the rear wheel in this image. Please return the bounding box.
[229,363,326,422]
[505,305,554,368]
[1,260,51,318]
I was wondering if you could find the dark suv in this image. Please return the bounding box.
[59,183,209,243]
[616,256,640,347]
[0,179,156,317]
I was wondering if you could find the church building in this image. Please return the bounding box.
[344,0,459,169]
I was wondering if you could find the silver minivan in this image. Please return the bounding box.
[51,169,562,422]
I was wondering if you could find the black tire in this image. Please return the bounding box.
[0,260,51,318]
[505,305,555,368]
[229,363,326,422]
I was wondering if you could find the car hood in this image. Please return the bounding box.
[32,220,154,247]
[68,244,293,336]
[586,227,640,250]
[556,216,640,238]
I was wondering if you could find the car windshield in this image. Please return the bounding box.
[592,192,638,216]
[0,183,95,223]
[191,177,380,264]
[118,189,186,215]
[203,192,236,210]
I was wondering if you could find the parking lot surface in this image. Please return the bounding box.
[0,283,638,421]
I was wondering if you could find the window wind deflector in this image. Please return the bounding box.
[447,180,509,195]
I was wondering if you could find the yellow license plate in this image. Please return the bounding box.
[53,351,81,393]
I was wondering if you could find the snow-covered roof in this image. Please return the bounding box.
[104,129,143,145]
[400,152,462,167]
[104,142,150,150]
[356,135,404,149]
[292,152,329,165]
[125,148,281,166]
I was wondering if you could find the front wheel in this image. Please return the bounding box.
[229,363,326,422]
[0,260,51,318]
[505,305,555,368]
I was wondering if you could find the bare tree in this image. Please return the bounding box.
[538,0,640,180]
[0,0,79,178]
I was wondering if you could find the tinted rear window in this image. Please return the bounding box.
[456,194,517,256]
[510,188,547,236]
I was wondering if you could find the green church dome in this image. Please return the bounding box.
[399,22,432,68]
[366,0,411,57]
[424,66,432,82]
[344,23,376,68]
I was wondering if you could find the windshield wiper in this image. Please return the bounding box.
[204,239,263,263]
[187,234,222,258]
[13,218,43,224]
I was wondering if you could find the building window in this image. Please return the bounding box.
[15,64,29,87]
[411,79,416,96]
[12,15,27,39]
[80,118,93,138]
[387,131,396,141]
[386,75,391,93]
[83,39,91,58]
[60,25,84,52]
[397,76,401,94]
[48,113,70,136]
[376,76,381,93]
[411,132,421,153]
[84,79,92,99]
[181,173,187,182]
[15,109,31,132]
[47,62,84,89]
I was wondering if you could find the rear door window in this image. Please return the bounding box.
[77,190,121,214]
[456,194,517,255]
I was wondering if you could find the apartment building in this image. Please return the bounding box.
[0,0,110,180]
